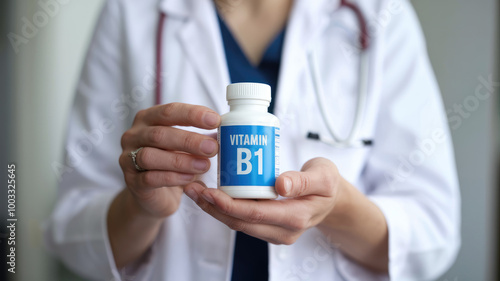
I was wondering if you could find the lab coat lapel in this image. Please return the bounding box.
[161,0,230,114]
[275,0,339,118]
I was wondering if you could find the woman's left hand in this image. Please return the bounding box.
[184,157,343,245]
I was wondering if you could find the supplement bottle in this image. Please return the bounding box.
[218,83,280,199]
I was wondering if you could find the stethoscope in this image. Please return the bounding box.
[307,0,373,148]
[154,0,372,148]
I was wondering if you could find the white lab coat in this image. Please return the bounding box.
[44,0,460,280]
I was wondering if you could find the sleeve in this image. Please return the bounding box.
[43,0,152,280]
[336,0,460,280]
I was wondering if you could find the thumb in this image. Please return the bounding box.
[275,158,338,198]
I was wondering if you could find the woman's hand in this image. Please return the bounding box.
[118,102,221,219]
[184,156,389,273]
[110,102,220,268]
[184,157,341,245]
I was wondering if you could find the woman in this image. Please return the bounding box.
[45,0,460,280]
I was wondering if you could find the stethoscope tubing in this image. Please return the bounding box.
[307,50,370,148]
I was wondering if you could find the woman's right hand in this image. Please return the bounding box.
[118,102,221,218]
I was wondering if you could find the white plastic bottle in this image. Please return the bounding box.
[218,83,280,199]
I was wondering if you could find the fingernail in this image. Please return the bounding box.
[193,159,208,171]
[200,140,217,155]
[186,189,199,202]
[204,112,219,127]
[283,177,292,195]
[181,174,195,181]
[201,192,215,205]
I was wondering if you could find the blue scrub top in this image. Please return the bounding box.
[217,15,286,281]
[218,16,285,114]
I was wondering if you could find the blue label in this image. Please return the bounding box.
[218,125,278,186]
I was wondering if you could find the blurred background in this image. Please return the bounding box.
[1,0,498,280]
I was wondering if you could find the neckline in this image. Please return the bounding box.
[216,14,287,68]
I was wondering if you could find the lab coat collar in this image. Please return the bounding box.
[156,0,342,114]
[159,0,190,18]
[159,0,340,17]
[274,0,339,118]
[159,0,231,113]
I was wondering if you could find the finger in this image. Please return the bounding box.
[200,187,311,232]
[184,182,302,245]
[275,158,339,198]
[132,147,210,173]
[239,223,302,245]
[135,126,219,157]
[131,170,195,190]
[138,103,221,129]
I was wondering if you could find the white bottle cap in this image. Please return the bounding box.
[226,83,271,102]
